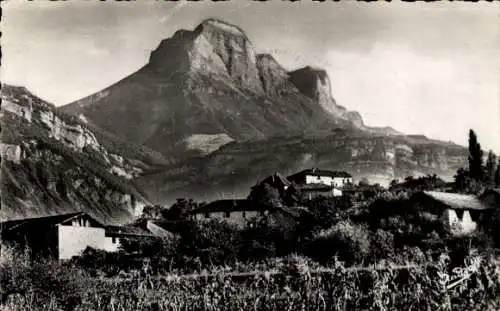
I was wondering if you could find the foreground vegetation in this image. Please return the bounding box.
[2,246,500,311]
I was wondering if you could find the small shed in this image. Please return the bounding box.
[410,191,494,235]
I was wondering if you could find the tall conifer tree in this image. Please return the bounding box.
[495,158,500,186]
[485,150,497,183]
[468,129,484,180]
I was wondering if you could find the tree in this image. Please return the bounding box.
[247,183,283,208]
[359,177,370,187]
[468,129,484,181]
[496,158,500,186]
[454,167,468,190]
[389,179,399,188]
[141,205,163,219]
[162,198,199,221]
[485,150,497,183]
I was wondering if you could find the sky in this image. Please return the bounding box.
[2,0,499,153]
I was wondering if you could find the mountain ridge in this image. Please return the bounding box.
[60,19,399,158]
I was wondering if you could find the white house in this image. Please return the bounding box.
[287,168,353,188]
[286,168,352,198]
[1,212,154,260]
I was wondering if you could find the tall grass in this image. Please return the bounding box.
[2,246,499,311]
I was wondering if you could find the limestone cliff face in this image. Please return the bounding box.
[137,133,467,204]
[147,19,263,93]
[1,85,150,224]
[289,67,339,114]
[256,54,290,96]
[287,67,399,135]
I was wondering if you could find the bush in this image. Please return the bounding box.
[307,220,371,265]
[370,229,395,261]
[1,245,88,310]
[177,219,242,267]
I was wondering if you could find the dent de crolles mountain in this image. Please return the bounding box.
[60,18,389,157]
[0,84,161,225]
[58,19,468,204]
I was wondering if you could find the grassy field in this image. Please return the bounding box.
[2,252,500,311]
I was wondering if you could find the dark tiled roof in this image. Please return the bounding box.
[288,168,352,180]
[421,191,493,211]
[292,184,340,191]
[1,212,102,232]
[276,206,311,218]
[105,225,154,237]
[191,199,265,214]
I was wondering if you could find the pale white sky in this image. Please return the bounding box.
[1,0,499,152]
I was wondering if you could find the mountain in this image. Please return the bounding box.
[0,84,163,225]
[58,19,466,205]
[61,19,396,158]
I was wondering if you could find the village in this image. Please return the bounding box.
[2,166,499,261]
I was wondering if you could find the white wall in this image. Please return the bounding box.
[305,175,352,188]
[333,177,353,188]
[58,225,106,260]
[442,209,477,235]
[58,222,123,259]
[306,175,333,186]
[102,237,121,252]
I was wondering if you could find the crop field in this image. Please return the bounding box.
[2,254,500,311]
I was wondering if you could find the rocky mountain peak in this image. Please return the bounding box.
[288,66,332,101]
[147,19,263,92]
[256,54,290,95]
[196,18,248,38]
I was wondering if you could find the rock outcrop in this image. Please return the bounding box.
[1,85,153,224]
[137,132,467,204]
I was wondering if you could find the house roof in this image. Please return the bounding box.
[276,206,311,218]
[191,199,265,214]
[1,212,104,232]
[292,183,341,192]
[105,225,154,237]
[288,168,352,180]
[1,212,154,238]
[421,191,493,211]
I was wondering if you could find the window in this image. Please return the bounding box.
[112,237,117,244]
[204,212,210,219]
[242,211,246,218]
[224,211,231,218]
[455,210,464,219]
